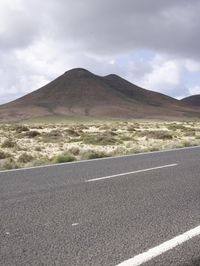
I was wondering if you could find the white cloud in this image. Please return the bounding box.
[141,56,182,95]
[0,0,200,103]
[189,86,200,95]
[185,60,200,72]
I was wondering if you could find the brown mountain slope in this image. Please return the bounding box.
[181,95,200,107]
[0,68,199,121]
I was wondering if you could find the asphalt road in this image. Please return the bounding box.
[0,146,200,266]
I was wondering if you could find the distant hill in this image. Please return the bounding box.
[181,95,200,107]
[0,68,200,121]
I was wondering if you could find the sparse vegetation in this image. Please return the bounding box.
[52,152,76,163]
[18,153,34,163]
[0,150,11,159]
[1,158,19,170]
[14,125,29,133]
[25,130,40,138]
[81,150,110,160]
[138,130,173,140]
[82,132,118,145]
[1,139,16,148]
[0,120,200,170]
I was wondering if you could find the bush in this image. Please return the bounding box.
[66,129,80,137]
[46,130,62,137]
[99,125,110,130]
[167,123,187,131]
[1,139,16,148]
[68,147,80,155]
[35,146,42,151]
[14,125,29,133]
[182,141,192,147]
[0,150,11,159]
[120,135,132,141]
[52,152,76,164]
[42,130,63,143]
[139,130,173,140]
[149,146,160,152]
[1,158,19,170]
[82,132,118,145]
[18,153,34,163]
[81,150,109,160]
[25,158,50,167]
[184,129,196,136]
[25,131,40,138]
[127,125,136,132]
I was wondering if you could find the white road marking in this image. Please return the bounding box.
[116,225,200,266]
[85,163,177,182]
[72,223,79,226]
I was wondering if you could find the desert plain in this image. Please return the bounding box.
[0,118,200,171]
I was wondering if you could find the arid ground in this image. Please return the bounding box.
[0,120,200,170]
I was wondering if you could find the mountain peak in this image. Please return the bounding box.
[0,67,199,121]
[105,74,120,79]
[64,68,94,78]
[181,94,200,106]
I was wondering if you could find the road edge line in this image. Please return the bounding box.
[116,225,200,266]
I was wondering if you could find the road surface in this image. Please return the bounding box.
[0,146,200,265]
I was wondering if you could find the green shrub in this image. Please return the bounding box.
[0,150,11,159]
[120,135,132,141]
[46,130,62,137]
[1,158,19,170]
[167,123,187,131]
[99,125,110,130]
[184,128,196,136]
[25,130,40,138]
[127,125,136,132]
[25,158,50,167]
[42,130,63,143]
[182,141,192,147]
[139,130,173,140]
[68,147,80,155]
[149,146,160,152]
[81,150,109,160]
[66,129,80,137]
[1,139,16,148]
[14,125,29,133]
[35,146,42,151]
[52,152,76,163]
[82,132,118,145]
[18,153,34,163]
[129,147,144,154]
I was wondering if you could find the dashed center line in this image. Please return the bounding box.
[85,163,178,182]
[72,223,79,226]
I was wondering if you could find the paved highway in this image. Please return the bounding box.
[0,146,200,265]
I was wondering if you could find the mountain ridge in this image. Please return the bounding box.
[181,95,200,107]
[0,68,200,121]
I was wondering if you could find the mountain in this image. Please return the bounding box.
[181,95,200,107]
[0,68,200,121]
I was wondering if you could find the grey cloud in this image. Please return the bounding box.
[0,0,200,103]
[3,0,199,58]
[0,3,42,51]
[46,0,200,59]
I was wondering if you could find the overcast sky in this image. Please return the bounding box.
[0,0,200,104]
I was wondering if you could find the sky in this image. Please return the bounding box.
[0,0,200,104]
